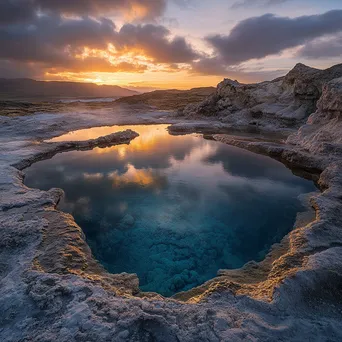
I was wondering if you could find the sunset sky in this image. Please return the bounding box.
[1,0,342,91]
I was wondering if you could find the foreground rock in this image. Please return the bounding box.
[179,63,342,134]
[14,129,139,169]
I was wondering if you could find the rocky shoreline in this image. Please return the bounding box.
[13,129,139,170]
[1,64,342,341]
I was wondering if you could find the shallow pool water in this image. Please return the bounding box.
[25,125,316,296]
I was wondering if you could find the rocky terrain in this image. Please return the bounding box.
[0,78,138,101]
[177,63,342,135]
[0,87,215,118]
[114,87,215,111]
[1,63,342,341]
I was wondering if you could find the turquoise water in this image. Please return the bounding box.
[25,125,316,296]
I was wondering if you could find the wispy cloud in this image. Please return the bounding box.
[231,0,290,9]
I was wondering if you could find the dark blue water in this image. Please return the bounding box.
[25,125,316,296]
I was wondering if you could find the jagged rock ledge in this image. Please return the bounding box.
[178,63,342,135]
[13,129,139,170]
[6,129,141,291]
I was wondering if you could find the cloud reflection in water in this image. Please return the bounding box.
[26,125,316,296]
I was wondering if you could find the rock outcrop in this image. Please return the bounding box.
[14,129,139,169]
[180,63,342,133]
[287,77,342,157]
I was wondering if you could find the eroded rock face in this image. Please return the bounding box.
[180,63,342,133]
[287,77,342,156]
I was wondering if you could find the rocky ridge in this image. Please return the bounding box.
[179,63,342,134]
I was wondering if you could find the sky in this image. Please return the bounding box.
[0,0,342,91]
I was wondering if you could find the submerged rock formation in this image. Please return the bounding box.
[180,63,342,133]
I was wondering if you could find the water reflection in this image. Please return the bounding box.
[26,125,316,296]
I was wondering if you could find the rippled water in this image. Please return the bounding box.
[25,125,316,296]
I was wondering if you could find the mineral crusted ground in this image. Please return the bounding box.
[1,64,342,341]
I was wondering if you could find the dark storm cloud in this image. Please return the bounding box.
[298,35,342,59]
[191,57,228,76]
[0,9,199,77]
[0,0,199,78]
[116,24,200,63]
[191,56,286,82]
[0,15,116,64]
[0,0,36,25]
[206,10,342,65]
[0,0,167,24]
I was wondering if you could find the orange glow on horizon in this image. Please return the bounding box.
[44,70,223,90]
[38,43,257,89]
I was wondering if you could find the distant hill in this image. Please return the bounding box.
[114,87,216,110]
[0,78,138,100]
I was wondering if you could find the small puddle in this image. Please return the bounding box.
[25,124,316,296]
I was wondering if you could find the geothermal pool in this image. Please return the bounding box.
[25,125,316,296]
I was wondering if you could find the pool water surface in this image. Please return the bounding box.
[25,125,316,296]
